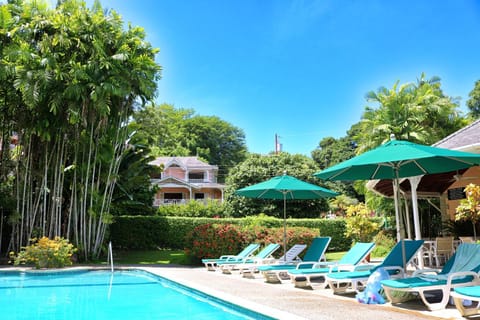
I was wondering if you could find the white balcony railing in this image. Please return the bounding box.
[153,198,221,207]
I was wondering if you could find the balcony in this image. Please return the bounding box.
[153,198,221,207]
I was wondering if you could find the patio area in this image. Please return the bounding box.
[141,265,466,320]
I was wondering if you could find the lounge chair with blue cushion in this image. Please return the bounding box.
[202,243,260,271]
[382,243,480,311]
[451,285,480,316]
[257,237,332,283]
[240,243,307,278]
[218,243,281,274]
[325,239,424,294]
[288,242,375,288]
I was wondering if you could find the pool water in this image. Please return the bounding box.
[0,269,273,320]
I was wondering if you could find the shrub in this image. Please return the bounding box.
[157,200,228,217]
[371,230,396,258]
[11,237,77,269]
[183,223,319,263]
[111,216,356,251]
[345,203,380,243]
[184,224,247,262]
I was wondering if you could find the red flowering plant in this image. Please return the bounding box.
[267,227,317,252]
[185,224,248,262]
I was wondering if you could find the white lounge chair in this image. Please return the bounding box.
[240,243,307,278]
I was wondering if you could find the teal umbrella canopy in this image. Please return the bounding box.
[236,174,338,260]
[315,139,480,181]
[236,174,339,200]
[314,138,480,267]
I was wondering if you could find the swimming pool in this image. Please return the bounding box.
[0,269,274,320]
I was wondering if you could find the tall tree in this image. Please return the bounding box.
[467,80,480,119]
[356,73,466,152]
[132,103,247,180]
[1,0,160,259]
[311,124,362,200]
[225,152,329,218]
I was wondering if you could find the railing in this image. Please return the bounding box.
[153,199,222,206]
[107,241,114,273]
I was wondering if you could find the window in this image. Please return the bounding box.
[164,193,183,200]
[194,193,205,200]
[188,172,204,181]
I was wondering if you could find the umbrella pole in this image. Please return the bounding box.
[393,179,401,242]
[393,168,407,271]
[283,193,287,262]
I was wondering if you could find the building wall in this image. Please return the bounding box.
[444,166,480,220]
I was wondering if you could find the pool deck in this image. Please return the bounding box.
[138,265,466,320]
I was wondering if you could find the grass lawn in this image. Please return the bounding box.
[108,249,348,266]
[112,249,192,265]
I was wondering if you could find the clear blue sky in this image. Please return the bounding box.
[89,0,479,156]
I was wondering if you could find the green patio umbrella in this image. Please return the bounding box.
[314,136,480,267]
[235,173,338,261]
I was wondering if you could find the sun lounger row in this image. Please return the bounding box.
[202,237,480,316]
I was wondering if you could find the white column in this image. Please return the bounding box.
[408,175,423,240]
[408,175,424,269]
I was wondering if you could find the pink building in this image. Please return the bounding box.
[149,156,225,206]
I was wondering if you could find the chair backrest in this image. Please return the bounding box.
[278,244,307,262]
[303,237,331,262]
[377,239,424,269]
[459,236,475,244]
[237,243,261,258]
[255,243,281,259]
[435,237,454,254]
[338,242,375,265]
[440,243,480,275]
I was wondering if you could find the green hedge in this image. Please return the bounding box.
[110,216,353,251]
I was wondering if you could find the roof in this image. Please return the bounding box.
[433,119,480,152]
[149,156,218,170]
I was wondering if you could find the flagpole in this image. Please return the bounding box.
[283,192,287,262]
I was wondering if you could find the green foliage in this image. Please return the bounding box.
[184,224,247,261]
[312,136,361,200]
[156,200,227,218]
[132,103,247,180]
[11,237,77,269]
[183,223,318,263]
[224,152,330,217]
[344,203,380,243]
[110,216,353,252]
[467,80,480,119]
[455,183,480,238]
[240,213,281,228]
[356,73,466,152]
[370,230,395,258]
[0,0,161,259]
[111,136,161,216]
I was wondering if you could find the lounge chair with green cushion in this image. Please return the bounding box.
[202,243,260,271]
[382,243,480,311]
[288,242,375,288]
[325,239,424,294]
[257,237,332,283]
[451,285,480,316]
[218,243,281,274]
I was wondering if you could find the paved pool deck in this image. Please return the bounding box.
[139,265,467,320]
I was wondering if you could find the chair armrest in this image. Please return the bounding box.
[381,266,405,277]
[219,255,241,261]
[295,262,316,269]
[352,264,377,271]
[447,271,480,285]
[412,268,441,276]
